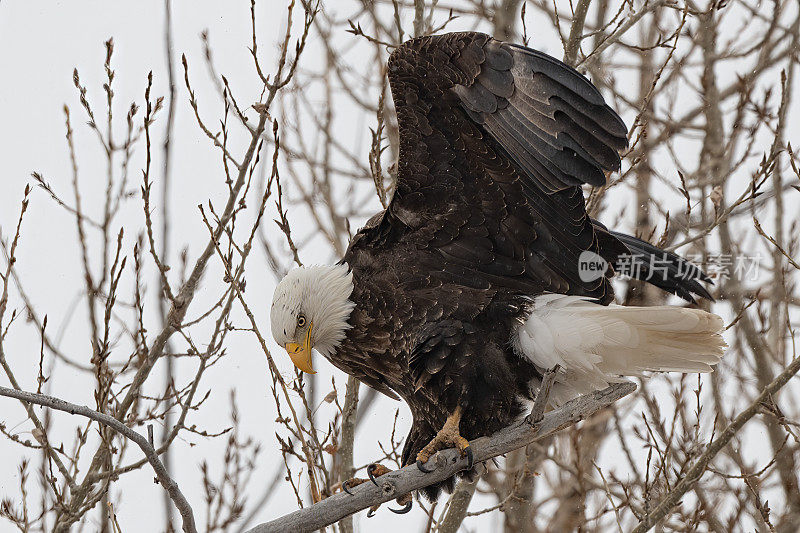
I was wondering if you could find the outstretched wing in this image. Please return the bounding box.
[362,32,627,301]
[453,41,627,191]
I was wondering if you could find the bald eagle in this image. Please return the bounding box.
[270,32,725,507]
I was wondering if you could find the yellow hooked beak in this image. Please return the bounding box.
[285,322,315,374]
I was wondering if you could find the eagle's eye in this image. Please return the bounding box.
[297,314,307,328]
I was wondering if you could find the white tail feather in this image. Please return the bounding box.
[515,294,727,404]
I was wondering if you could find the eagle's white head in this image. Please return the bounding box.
[270,264,355,374]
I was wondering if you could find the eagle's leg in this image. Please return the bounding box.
[416,405,473,473]
[338,464,413,516]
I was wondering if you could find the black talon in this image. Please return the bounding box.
[464,446,474,471]
[416,459,434,473]
[390,501,413,514]
[366,507,377,518]
[342,480,354,495]
[367,464,380,486]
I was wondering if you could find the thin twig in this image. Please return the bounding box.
[0,386,197,533]
[632,353,800,532]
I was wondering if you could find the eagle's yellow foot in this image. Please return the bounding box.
[342,464,413,516]
[366,463,392,485]
[335,463,389,496]
[338,477,369,495]
[367,491,413,517]
[416,406,474,473]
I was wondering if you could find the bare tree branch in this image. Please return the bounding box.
[0,386,197,533]
[246,382,636,533]
[437,476,479,533]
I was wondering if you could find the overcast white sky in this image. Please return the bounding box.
[0,1,796,532]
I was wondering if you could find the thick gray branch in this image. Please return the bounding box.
[0,386,197,533]
[336,375,359,533]
[563,0,592,66]
[438,476,479,533]
[246,381,636,533]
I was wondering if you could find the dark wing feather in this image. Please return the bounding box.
[455,42,627,191]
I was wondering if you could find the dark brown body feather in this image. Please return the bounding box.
[327,32,708,500]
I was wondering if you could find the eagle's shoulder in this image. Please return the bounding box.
[342,209,390,263]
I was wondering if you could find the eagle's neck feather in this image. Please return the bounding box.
[307,264,355,358]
